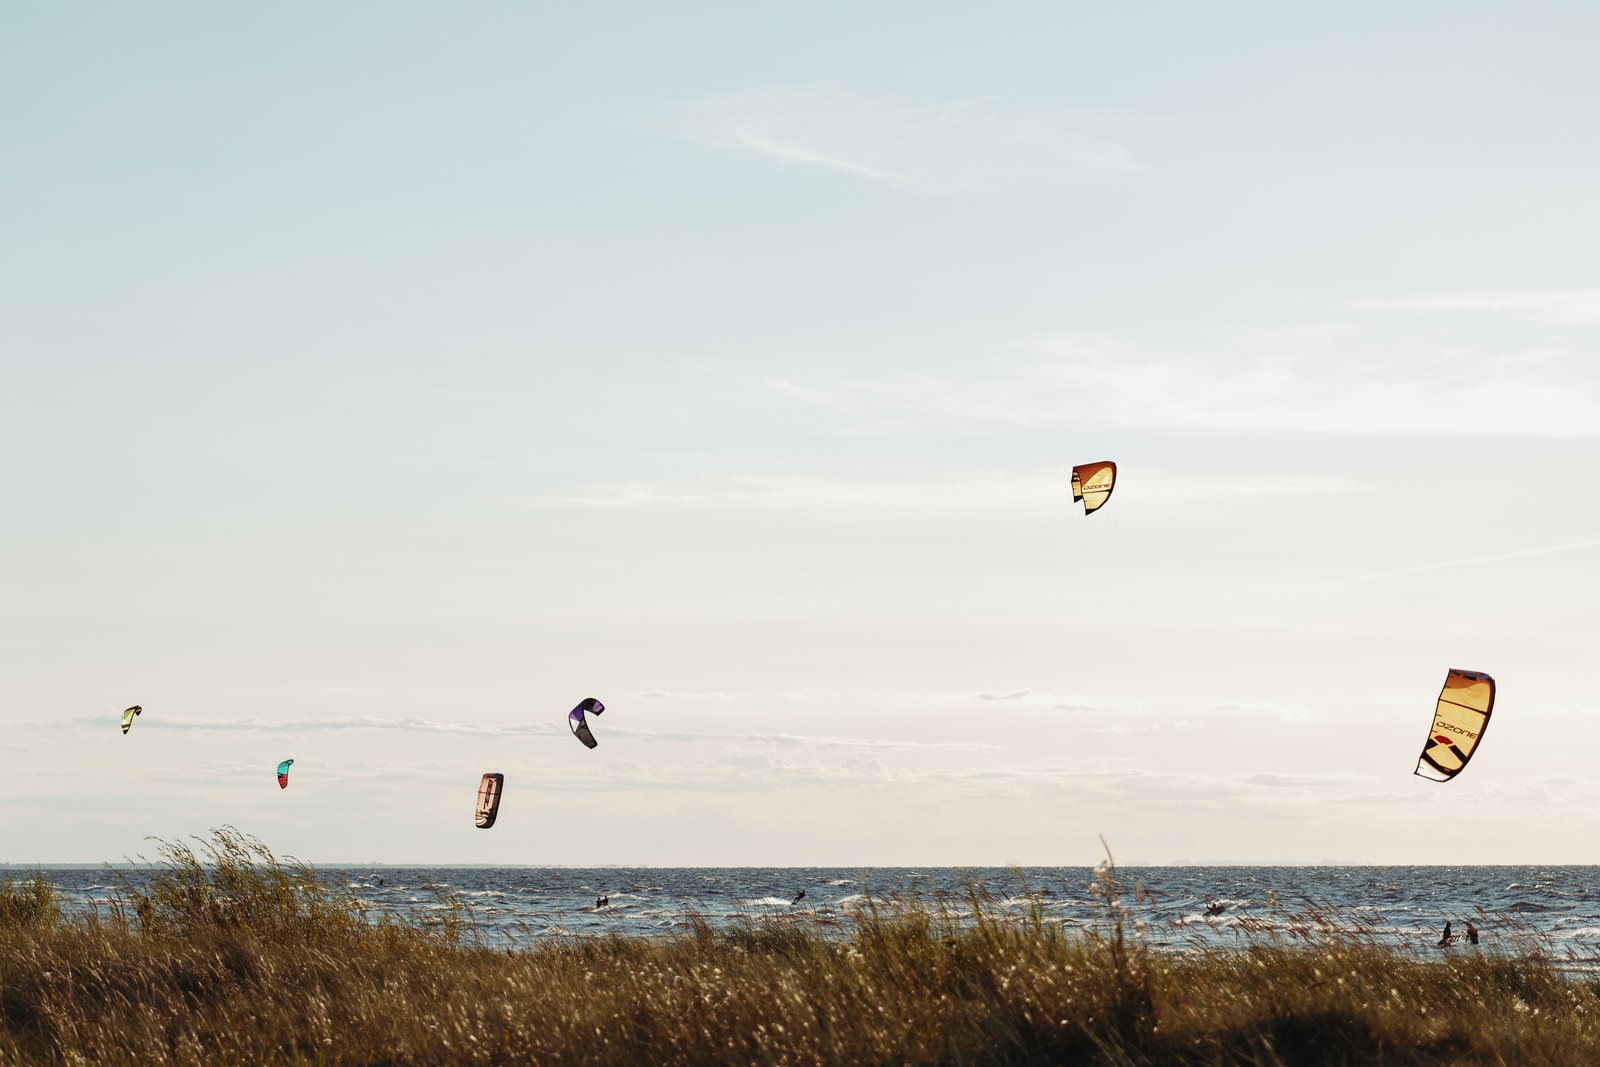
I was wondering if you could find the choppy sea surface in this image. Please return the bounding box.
[23,866,1600,963]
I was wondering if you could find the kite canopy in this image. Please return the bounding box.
[1415,669,1495,782]
[276,759,294,789]
[475,773,504,829]
[120,706,142,735]
[1071,461,1117,515]
[569,697,605,749]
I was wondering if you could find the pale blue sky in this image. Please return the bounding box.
[5,3,1600,864]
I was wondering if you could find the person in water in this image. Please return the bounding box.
[1204,901,1226,916]
[1466,921,1479,945]
[1437,921,1454,946]
[596,895,608,908]
[791,889,805,905]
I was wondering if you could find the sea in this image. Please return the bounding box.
[22,865,1600,965]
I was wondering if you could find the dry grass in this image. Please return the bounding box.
[2,831,1599,1065]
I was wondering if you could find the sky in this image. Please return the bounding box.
[4,2,1600,865]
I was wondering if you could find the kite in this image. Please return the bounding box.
[1071,461,1117,515]
[475,773,504,829]
[1415,669,1495,782]
[277,759,294,789]
[120,706,142,735]
[568,697,605,749]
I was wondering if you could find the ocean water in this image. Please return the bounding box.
[25,865,1600,963]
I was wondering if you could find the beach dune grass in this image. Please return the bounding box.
[0,873,56,932]
[1,831,1599,1064]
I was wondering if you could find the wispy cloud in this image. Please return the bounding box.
[619,728,999,753]
[898,690,1133,713]
[773,326,1600,438]
[40,713,553,736]
[530,753,909,793]
[1324,536,1600,586]
[668,83,1134,197]
[1360,288,1600,324]
[477,750,1381,800]
[551,470,1359,516]
[1238,772,1361,789]
[896,760,1387,807]
[555,474,1068,514]
[35,712,997,753]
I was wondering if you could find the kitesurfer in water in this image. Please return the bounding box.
[791,890,805,905]
[597,895,608,909]
[1466,921,1479,945]
[1437,921,1454,946]
[1205,901,1226,916]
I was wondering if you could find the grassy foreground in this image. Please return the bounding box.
[2,833,1598,1065]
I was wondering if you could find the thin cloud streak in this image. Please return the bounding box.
[34,713,998,753]
[51,714,559,737]
[551,471,1359,514]
[897,690,1143,715]
[774,326,1600,438]
[554,474,1070,513]
[477,754,1386,800]
[1360,288,1600,324]
[668,83,1135,197]
[725,129,918,189]
[1323,537,1600,587]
